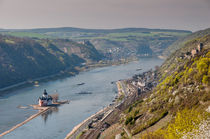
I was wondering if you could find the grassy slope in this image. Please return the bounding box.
[60,31,190,41]
[102,30,210,139]
[0,32,52,39]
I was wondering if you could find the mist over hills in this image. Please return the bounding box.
[0,27,191,58]
[0,27,191,89]
[0,27,191,34]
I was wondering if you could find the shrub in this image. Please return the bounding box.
[196,58,209,75]
[128,106,133,113]
[202,75,210,85]
[133,110,139,117]
[125,116,133,125]
[132,111,168,135]
[154,109,209,139]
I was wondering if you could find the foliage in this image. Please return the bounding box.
[148,109,209,139]
[125,116,134,125]
[122,31,210,138]
[132,111,168,135]
[76,131,86,139]
[202,75,210,85]
[0,35,102,89]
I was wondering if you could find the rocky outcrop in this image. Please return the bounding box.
[47,39,103,62]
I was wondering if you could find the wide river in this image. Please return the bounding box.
[0,58,163,139]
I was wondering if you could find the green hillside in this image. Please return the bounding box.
[121,30,210,138]
[127,34,210,138]
[78,28,210,139]
[0,35,103,89]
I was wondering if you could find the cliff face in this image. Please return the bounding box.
[50,39,103,62]
[87,29,210,139]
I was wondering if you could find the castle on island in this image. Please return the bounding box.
[38,89,53,106]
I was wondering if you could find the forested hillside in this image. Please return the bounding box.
[0,35,102,89]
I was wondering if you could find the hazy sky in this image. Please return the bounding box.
[0,0,210,31]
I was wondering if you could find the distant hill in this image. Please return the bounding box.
[0,27,192,89]
[0,27,192,34]
[0,27,192,59]
[0,35,103,89]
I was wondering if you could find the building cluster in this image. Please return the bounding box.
[181,43,204,59]
[126,70,157,96]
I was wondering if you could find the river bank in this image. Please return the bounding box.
[65,80,129,139]
[0,58,163,139]
[0,57,137,95]
[65,64,158,139]
[66,68,159,139]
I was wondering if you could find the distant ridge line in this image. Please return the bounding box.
[0,27,192,34]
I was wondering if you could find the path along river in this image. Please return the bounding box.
[0,58,163,139]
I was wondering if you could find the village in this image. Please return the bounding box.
[126,69,158,97]
[65,67,159,139]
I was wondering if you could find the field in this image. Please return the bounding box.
[0,32,52,39]
[42,31,191,42]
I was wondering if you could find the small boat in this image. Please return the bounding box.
[77,91,92,95]
[136,68,142,71]
[111,81,115,84]
[77,83,85,86]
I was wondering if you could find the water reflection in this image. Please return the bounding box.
[41,107,59,123]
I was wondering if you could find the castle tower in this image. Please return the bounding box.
[191,48,198,57]
[198,43,203,52]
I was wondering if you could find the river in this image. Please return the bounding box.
[0,58,163,139]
